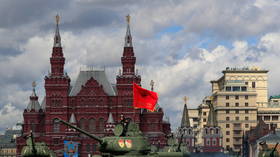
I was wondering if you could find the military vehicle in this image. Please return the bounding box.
[58,118,190,157]
[21,131,56,157]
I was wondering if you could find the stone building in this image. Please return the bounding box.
[210,67,268,152]
[16,15,171,157]
[258,96,280,130]
[0,129,21,157]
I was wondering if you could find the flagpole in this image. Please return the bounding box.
[133,82,136,123]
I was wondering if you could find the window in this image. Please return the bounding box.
[226,124,230,128]
[226,96,230,100]
[235,117,239,121]
[226,86,231,91]
[53,138,59,145]
[53,119,60,133]
[245,82,248,85]
[226,138,230,142]
[272,116,279,121]
[245,103,249,107]
[203,118,207,122]
[79,118,86,130]
[235,110,239,114]
[98,118,104,132]
[264,116,270,121]
[235,96,239,100]
[89,118,96,132]
[203,112,207,116]
[226,117,230,121]
[235,103,239,107]
[241,86,247,91]
[226,110,230,114]
[30,120,35,132]
[226,131,230,135]
[252,82,256,88]
[207,139,210,146]
[245,117,249,121]
[245,95,248,100]
[245,110,249,114]
[212,139,216,145]
[84,144,90,152]
[245,124,249,128]
[233,86,240,91]
[92,144,97,152]
[226,103,230,107]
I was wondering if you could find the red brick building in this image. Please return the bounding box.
[16,16,171,157]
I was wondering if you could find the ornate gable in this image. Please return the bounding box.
[77,77,107,96]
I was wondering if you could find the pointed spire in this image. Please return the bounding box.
[31,81,37,97]
[150,80,154,91]
[54,14,61,47]
[124,14,132,47]
[26,81,41,112]
[181,103,191,128]
[107,112,114,124]
[69,113,77,124]
[206,102,217,127]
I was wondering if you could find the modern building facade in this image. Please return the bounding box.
[182,67,280,153]
[16,15,171,157]
[210,67,268,152]
[258,96,280,130]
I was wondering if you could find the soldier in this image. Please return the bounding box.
[119,114,130,136]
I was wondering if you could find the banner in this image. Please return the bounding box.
[64,141,79,157]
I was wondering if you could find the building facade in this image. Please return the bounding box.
[210,67,268,152]
[182,67,280,153]
[177,103,195,152]
[0,129,21,157]
[201,102,223,152]
[16,16,170,157]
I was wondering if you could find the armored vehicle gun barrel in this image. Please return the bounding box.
[58,118,188,157]
[58,119,103,144]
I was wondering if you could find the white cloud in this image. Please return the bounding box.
[1,0,280,132]
[0,103,22,133]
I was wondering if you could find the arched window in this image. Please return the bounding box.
[98,118,104,132]
[30,121,35,132]
[86,144,90,152]
[206,139,210,146]
[210,128,214,134]
[53,119,60,132]
[216,128,219,134]
[89,118,96,132]
[212,139,216,146]
[79,118,86,130]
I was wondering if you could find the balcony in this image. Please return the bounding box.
[233,134,242,138]
[233,126,242,131]
[233,140,242,145]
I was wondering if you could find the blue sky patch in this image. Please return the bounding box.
[155,25,183,38]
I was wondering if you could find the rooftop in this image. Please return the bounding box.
[222,67,268,73]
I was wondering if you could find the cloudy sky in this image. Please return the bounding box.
[1,0,280,132]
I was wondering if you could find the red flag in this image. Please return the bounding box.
[133,83,158,111]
